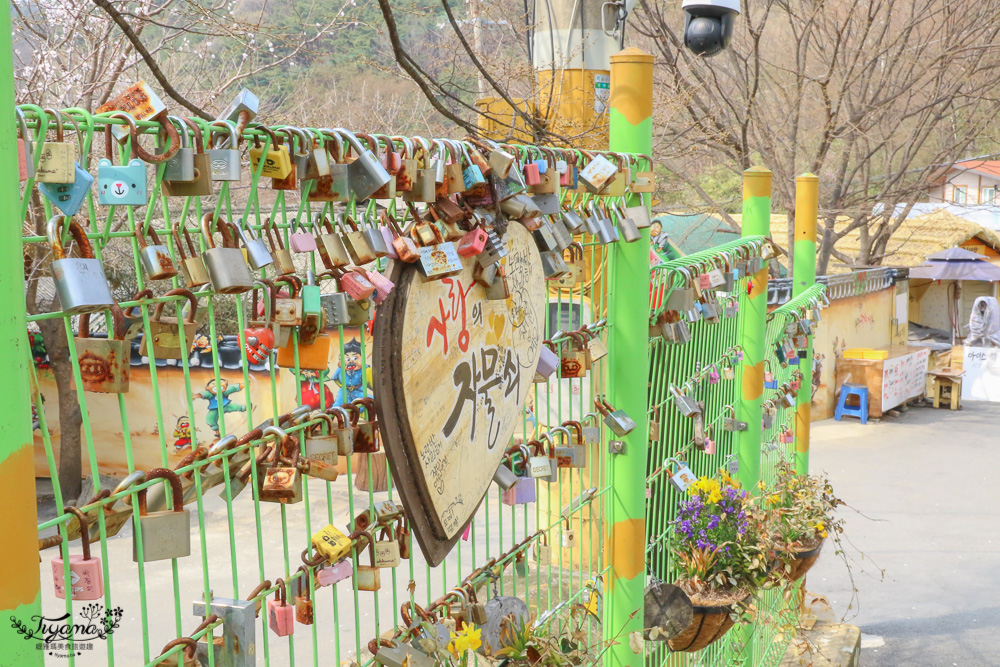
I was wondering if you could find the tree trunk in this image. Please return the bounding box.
[35,316,84,501]
[816,221,836,276]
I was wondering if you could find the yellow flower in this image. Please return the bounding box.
[767,494,781,505]
[447,624,482,656]
[708,489,723,503]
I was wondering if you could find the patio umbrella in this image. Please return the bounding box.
[909,247,1000,281]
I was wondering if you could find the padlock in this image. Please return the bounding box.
[156,638,201,667]
[331,266,376,302]
[74,307,130,393]
[298,271,325,344]
[172,225,211,289]
[316,558,353,587]
[762,401,776,429]
[666,459,697,493]
[358,134,397,200]
[528,438,556,482]
[346,297,373,326]
[312,214,351,270]
[584,325,609,363]
[97,113,147,206]
[534,340,559,382]
[303,412,339,467]
[311,523,353,564]
[350,398,381,453]
[52,506,103,600]
[780,426,794,444]
[562,521,577,549]
[358,266,395,305]
[502,474,537,506]
[342,215,377,265]
[669,385,701,418]
[722,405,747,431]
[316,270,351,328]
[35,108,76,182]
[248,126,292,179]
[201,214,254,294]
[457,226,489,257]
[158,115,195,181]
[295,569,315,625]
[133,468,191,562]
[354,531,381,591]
[267,579,295,636]
[135,224,178,280]
[403,139,437,203]
[244,282,277,364]
[578,152,618,193]
[264,218,296,275]
[477,227,508,266]
[272,275,304,327]
[136,288,200,360]
[37,152,94,217]
[553,426,586,469]
[562,206,586,233]
[703,425,717,455]
[163,118,213,196]
[306,133,351,202]
[708,364,721,384]
[258,426,302,504]
[336,128,392,200]
[558,337,587,379]
[692,404,707,447]
[596,398,636,436]
[493,454,519,491]
[383,213,420,263]
[764,360,777,389]
[206,119,242,181]
[361,212,391,260]
[234,216,275,271]
[483,264,510,301]
[375,526,401,568]
[615,203,642,243]
[413,221,463,280]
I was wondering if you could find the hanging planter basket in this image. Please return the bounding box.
[667,583,748,653]
[779,538,824,582]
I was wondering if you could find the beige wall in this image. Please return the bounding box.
[33,327,374,478]
[910,279,997,334]
[810,287,896,419]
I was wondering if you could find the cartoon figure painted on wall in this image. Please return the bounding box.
[172,416,193,453]
[29,330,50,369]
[299,368,335,410]
[332,339,373,405]
[195,378,246,438]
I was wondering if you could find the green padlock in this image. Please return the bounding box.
[300,270,325,344]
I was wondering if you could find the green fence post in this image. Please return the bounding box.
[793,174,818,475]
[0,1,44,663]
[604,47,652,667]
[737,166,772,491]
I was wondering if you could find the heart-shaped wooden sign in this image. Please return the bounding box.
[373,223,544,565]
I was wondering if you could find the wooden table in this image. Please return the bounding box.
[835,346,931,418]
[927,371,963,410]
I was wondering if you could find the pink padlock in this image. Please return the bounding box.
[708,365,720,384]
[703,426,716,455]
[336,267,376,301]
[781,428,794,444]
[523,161,541,186]
[267,578,295,636]
[502,477,537,506]
[379,220,399,260]
[316,560,353,587]
[699,273,712,290]
[52,506,104,600]
[461,522,472,541]
[289,218,318,252]
[457,227,489,257]
[359,267,395,304]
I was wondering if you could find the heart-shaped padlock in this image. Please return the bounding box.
[245,327,275,364]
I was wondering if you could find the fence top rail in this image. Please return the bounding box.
[652,235,771,277]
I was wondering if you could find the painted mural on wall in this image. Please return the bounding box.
[31,325,375,477]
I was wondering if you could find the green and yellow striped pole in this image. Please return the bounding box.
[793,174,818,475]
[0,0,43,662]
[604,47,652,667]
[737,167,772,491]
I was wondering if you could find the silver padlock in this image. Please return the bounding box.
[562,208,586,233]
[550,216,574,251]
[626,202,651,229]
[670,385,701,418]
[336,128,391,201]
[532,193,562,215]
[540,250,569,279]
[666,459,697,494]
[135,224,178,281]
[477,228,507,266]
[206,119,242,181]
[201,214,254,294]
[493,460,519,491]
[234,216,274,271]
[159,116,195,182]
[534,223,559,252]
[597,398,636,437]
[723,406,747,431]
[48,215,115,315]
[217,88,259,133]
[616,204,642,243]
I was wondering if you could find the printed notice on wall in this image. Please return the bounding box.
[962,347,1000,401]
[881,348,930,410]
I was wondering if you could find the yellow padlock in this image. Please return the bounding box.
[248,126,292,180]
[311,524,353,564]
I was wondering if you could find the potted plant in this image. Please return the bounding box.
[667,474,771,652]
[764,461,843,582]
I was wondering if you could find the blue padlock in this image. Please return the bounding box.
[97,112,148,206]
[38,162,93,216]
[534,158,548,174]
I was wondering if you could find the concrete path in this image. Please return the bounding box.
[808,400,1000,666]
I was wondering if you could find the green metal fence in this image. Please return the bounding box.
[14,105,823,667]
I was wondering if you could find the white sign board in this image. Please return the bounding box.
[881,348,930,410]
[961,347,1000,401]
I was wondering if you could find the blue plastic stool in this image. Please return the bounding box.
[834,383,869,424]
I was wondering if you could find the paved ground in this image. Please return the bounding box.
[808,400,1000,667]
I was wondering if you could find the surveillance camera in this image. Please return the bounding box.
[682,0,740,57]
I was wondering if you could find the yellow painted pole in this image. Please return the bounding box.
[793,174,818,474]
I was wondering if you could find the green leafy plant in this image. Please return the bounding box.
[763,461,843,551]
